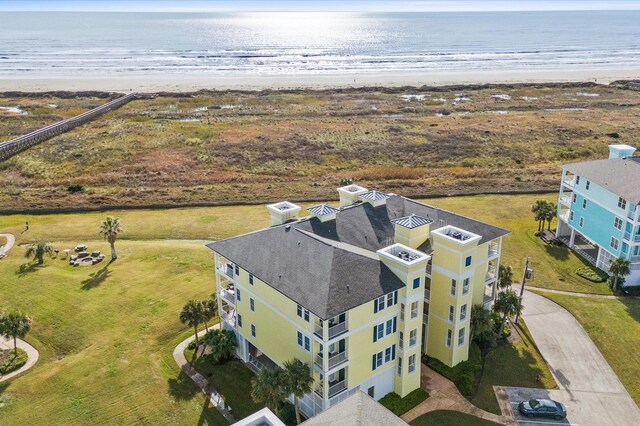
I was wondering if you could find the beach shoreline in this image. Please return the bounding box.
[1,68,639,93]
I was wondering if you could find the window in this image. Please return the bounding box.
[410,301,418,319]
[582,199,587,209]
[446,329,452,347]
[460,304,467,321]
[614,217,623,230]
[570,211,574,221]
[373,318,397,342]
[234,264,239,275]
[397,357,403,376]
[619,197,627,210]
[586,180,590,190]
[251,324,256,337]
[465,256,472,267]
[572,193,577,203]
[579,217,584,227]
[448,305,454,322]
[409,329,417,347]
[376,324,384,340]
[374,291,398,313]
[408,354,416,374]
[450,279,457,296]
[297,331,303,347]
[249,274,254,285]
[412,277,420,289]
[462,278,470,295]
[296,332,310,351]
[250,298,255,311]
[611,237,620,250]
[399,331,404,348]
[238,314,243,327]
[296,304,309,322]
[576,176,580,185]
[400,303,405,320]
[372,345,396,370]
[385,318,393,335]
[458,328,466,346]
[236,288,241,302]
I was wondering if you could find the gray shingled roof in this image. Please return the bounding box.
[302,391,408,426]
[565,157,640,203]
[391,214,434,229]
[207,195,509,318]
[307,204,340,216]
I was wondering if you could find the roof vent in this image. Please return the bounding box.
[267,201,301,226]
[307,204,340,222]
[337,184,368,207]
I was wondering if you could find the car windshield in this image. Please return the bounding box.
[529,399,540,408]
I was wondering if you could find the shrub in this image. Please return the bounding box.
[0,349,28,375]
[187,340,197,350]
[379,389,428,416]
[575,266,608,283]
[606,132,620,139]
[425,344,482,397]
[277,401,297,426]
[67,184,84,193]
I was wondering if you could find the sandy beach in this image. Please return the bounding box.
[1,68,639,93]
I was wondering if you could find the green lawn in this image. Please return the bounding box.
[183,351,262,422]
[0,240,227,425]
[409,410,501,426]
[532,292,640,405]
[471,322,556,414]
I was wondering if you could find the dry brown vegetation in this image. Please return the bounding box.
[1,83,639,211]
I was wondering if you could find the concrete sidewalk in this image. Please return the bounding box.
[0,336,39,383]
[0,233,15,258]
[520,290,640,425]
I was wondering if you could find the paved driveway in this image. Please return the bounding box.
[517,290,640,426]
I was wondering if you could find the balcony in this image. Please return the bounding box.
[560,194,572,207]
[559,211,570,223]
[424,288,431,302]
[485,267,497,283]
[315,319,348,340]
[217,263,234,279]
[624,232,640,242]
[488,244,499,259]
[314,351,348,371]
[328,380,347,398]
[483,294,493,309]
[219,288,236,305]
[221,310,236,327]
[425,263,432,277]
[628,208,637,221]
[423,313,428,325]
[562,177,575,188]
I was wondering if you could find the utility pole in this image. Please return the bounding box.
[514,257,531,325]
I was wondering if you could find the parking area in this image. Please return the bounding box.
[502,387,573,426]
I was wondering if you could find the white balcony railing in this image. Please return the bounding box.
[424,288,431,302]
[483,294,493,308]
[221,311,236,327]
[314,351,348,371]
[563,177,575,188]
[423,313,428,324]
[488,245,499,258]
[219,289,236,304]
[485,268,497,283]
[315,320,348,340]
[559,211,570,223]
[425,263,432,277]
[328,380,347,398]
[217,263,234,279]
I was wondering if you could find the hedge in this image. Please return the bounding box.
[575,266,608,283]
[424,344,482,397]
[379,388,429,416]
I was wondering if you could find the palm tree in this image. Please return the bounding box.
[0,312,32,355]
[470,304,492,342]
[497,264,513,291]
[531,200,548,232]
[251,367,288,414]
[24,241,54,265]
[608,257,631,293]
[494,288,523,323]
[544,202,557,231]
[282,359,313,424]
[99,217,122,260]
[201,295,218,332]
[180,300,205,352]
[204,329,237,364]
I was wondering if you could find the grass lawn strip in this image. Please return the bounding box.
[409,410,501,426]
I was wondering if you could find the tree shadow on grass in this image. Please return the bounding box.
[167,369,200,401]
[14,262,46,277]
[542,242,570,262]
[80,260,115,290]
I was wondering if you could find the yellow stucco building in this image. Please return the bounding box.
[207,186,508,417]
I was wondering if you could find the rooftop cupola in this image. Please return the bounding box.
[267,201,301,226]
[392,214,433,249]
[358,190,389,207]
[307,204,340,222]
[337,184,368,207]
[377,243,430,279]
[609,144,636,159]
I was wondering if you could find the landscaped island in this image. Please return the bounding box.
[1,82,639,211]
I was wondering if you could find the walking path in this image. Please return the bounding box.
[401,365,509,424]
[0,233,15,258]
[520,290,640,425]
[526,285,630,300]
[0,336,39,383]
[173,325,235,423]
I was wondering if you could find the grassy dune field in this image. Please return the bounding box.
[1,83,640,210]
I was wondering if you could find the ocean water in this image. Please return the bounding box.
[0,11,639,76]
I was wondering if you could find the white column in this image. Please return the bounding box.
[569,228,576,248]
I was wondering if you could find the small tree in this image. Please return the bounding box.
[494,288,523,323]
[608,257,631,293]
[282,359,314,424]
[201,295,218,332]
[497,264,513,291]
[251,367,288,414]
[24,241,54,265]
[339,178,353,186]
[531,200,548,232]
[204,329,237,364]
[544,202,557,231]
[470,304,497,349]
[0,311,32,355]
[99,217,122,260]
[180,300,205,352]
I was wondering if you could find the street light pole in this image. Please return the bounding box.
[514,257,530,325]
